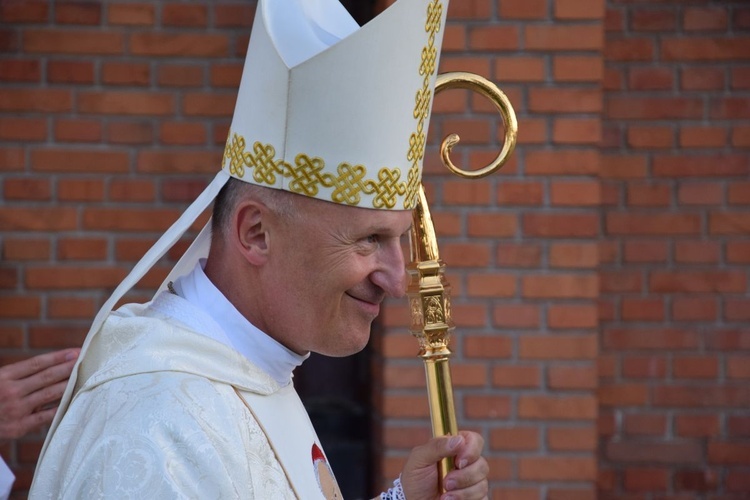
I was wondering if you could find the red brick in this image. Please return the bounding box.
[624,468,669,491]
[0,2,49,22]
[725,300,750,321]
[605,38,655,62]
[727,242,750,264]
[628,67,673,90]
[547,426,597,451]
[525,149,599,176]
[492,365,540,388]
[109,179,156,202]
[182,93,236,117]
[672,297,718,322]
[623,240,668,263]
[662,37,750,62]
[709,212,750,235]
[520,457,596,481]
[681,66,725,90]
[467,25,519,51]
[496,180,542,205]
[631,8,677,31]
[708,443,750,465]
[728,182,750,204]
[137,151,219,174]
[653,386,750,407]
[604,328,700,351]
[47,60,95,84]
[519,395,597,420]
[520,335,597,360]
[58,238,107,260]
[621,356,667,378]
[653,153,750,179]
[55,2,101,24]
[498,243,540,268]
[552,118,602,145]
[0,208,77,231]
[443,179,491,205]
[490,427,539,451]
[607,97,703,120]
[464,395,511,419]
[675,240,720,264]
[548,365,597,390]
[106,121,154,144]
[54,118,102,142]
[159,122,207,146]
[463,335,512,359]
[47,297,96,319]
[78,91,174,115]
[650,271,745,293]
[31,150,128,174]
[684,7,728,31]
[712,98,750,119]
[673,356,719,379]
[621,297,664,322]
[24,29,123,54]
[553,55,603,82]
[623,414,667,436]
[627,126,674,149]
[0,327,23,348]
[102,62,150,85]
[466,213,517,237]
[529,88,602,113]
[0,88,73,113]
[158,64,204,87]
[215,4,255,27]
[3,178,51,201]
[0,297,41,318]
[107,3,155,25]
[678,182,723,205]
[727,356,750,379]
[441,243,491,267]
[25,266,126,289]
[525,25,603,51]
[728,416,750,437]
[555,0,604,20]
[466,273,515,297]
[82,208,181,232]
[129,33,228,57]
[498,0,546,19]
[59,179,105,202]
[162,3,207,27]
[607,441,702,464]
[28,326,87,348]
[210,63,243,88]
[2,238,50,261]
[626,183,670,206]
[492,304,540,329]
[548,304,598,328]
[0,59,41,82]
[523,213,599,238]
[675,415,720,437]
[607,213,700,235]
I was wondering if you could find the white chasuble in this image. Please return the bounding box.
[30,294,340,499]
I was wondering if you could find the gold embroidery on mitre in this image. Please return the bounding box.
[404,0,443,209]
[222,133,410,210]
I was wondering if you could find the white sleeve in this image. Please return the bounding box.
[0,456,15,500]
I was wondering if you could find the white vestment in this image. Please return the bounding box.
[30,292,339,499]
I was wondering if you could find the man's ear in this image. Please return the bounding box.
[234,200,269,265]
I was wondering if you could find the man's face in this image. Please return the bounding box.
[257,196,413,357]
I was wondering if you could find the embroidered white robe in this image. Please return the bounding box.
[30,293,336,499]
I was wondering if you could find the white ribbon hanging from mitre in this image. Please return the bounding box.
[38,0,450,460]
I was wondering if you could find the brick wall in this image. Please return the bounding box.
[0,0,747,499]
[599,0,750,498]
[376,0,603,498]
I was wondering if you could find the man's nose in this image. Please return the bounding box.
[370,240,408,298]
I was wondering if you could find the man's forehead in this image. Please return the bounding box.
[322,202,413,232]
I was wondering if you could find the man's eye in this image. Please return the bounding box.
[366,234,379,245]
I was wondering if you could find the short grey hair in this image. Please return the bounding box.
[211,179,299,238]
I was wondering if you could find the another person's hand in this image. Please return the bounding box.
[0,348,80,442]
[401,430,488,500]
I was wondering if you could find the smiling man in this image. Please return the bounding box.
[30,0,489,498]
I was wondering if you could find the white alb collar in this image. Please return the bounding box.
[172,260,308,386]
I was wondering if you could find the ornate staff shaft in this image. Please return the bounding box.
[406,71,518,492]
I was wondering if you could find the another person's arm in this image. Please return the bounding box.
[0,348,80,443]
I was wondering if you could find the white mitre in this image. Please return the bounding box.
[38,0,450,458]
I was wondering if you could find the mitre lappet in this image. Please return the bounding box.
[39,0,450,456]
